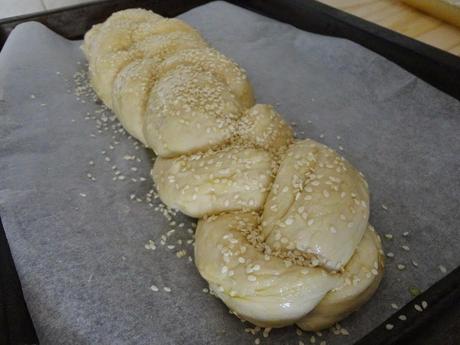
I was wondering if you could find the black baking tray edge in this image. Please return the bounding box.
[0,1,459,344]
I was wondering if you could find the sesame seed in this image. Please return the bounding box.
[381,204,388,210]
[296,329,303,336]
[401,245,410,251]
[385,323,394,330]
[254,338,260,345]
[421,301,428,309]
[150,285,159,292]
[384,233,393,239]
[262,328,271,337]
[409,287,421,297]
[397,264,406,270]
[79,193,87,197]
[414,304,423,312]
[163,287,171,292]
[386,252,394,258]
[391,303,399,309]
[340,328,349,336]
[439,265,447,273]
[398,314,407,321]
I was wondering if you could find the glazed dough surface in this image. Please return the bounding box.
[84,8,384,331]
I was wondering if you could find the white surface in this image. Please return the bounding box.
[0,0,98,19]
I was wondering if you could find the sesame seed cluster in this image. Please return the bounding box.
[83,8,384,332]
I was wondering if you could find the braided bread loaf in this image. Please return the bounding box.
[83,9,384,331]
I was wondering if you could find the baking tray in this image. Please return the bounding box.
[0,1,459,344]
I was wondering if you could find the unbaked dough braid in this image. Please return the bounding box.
[83,9,384,331]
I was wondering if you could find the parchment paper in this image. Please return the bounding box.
[0,2,459,344]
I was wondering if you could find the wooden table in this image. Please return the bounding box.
[318,0,460,56]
